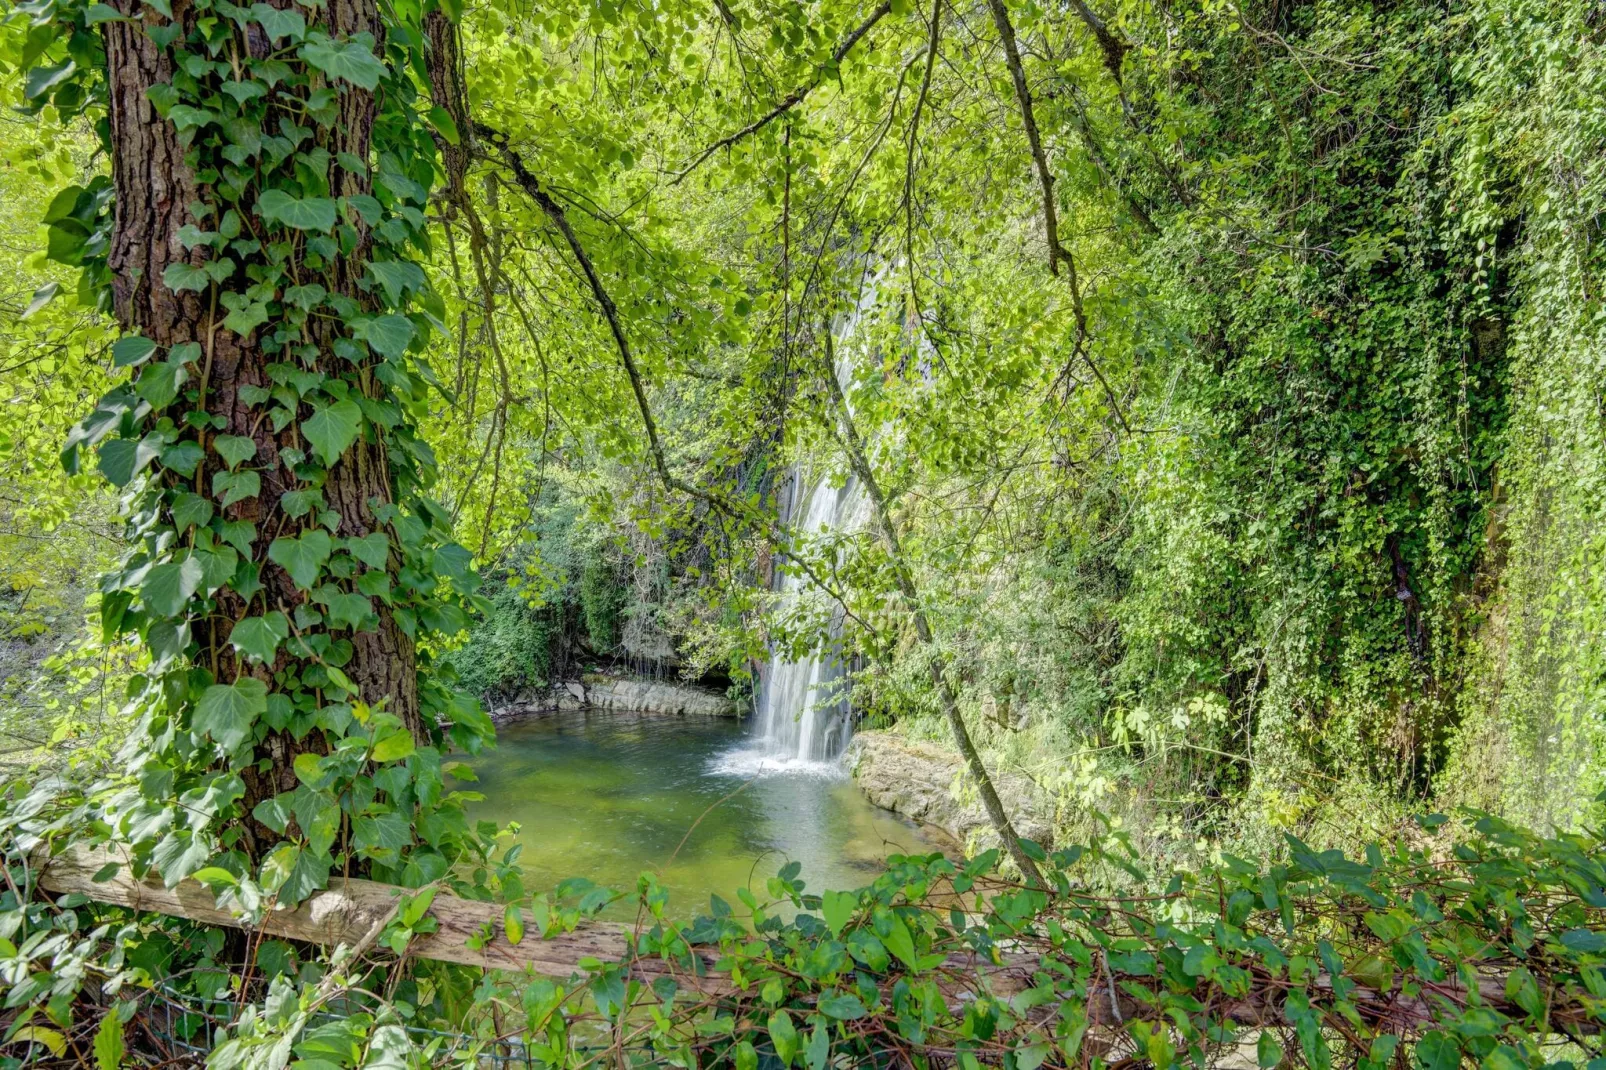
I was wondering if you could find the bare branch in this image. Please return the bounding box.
[671,1,894,184]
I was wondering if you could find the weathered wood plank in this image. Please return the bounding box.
[32,843,728,990]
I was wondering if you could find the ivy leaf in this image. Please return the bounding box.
[161,440,205,478]
[250,2,306,42]
[324,590,372,629]
[163,262,211,293]
[135,357,188,408]
[142,556,205,617]
[353,314,414,359]
[268,530,333,589]
[302,400,364,466]
[222,293,270,335]
[365,260,425,305]
[817,994,868,1020]
[257,189,337,233]
[213,469,261,509]
[371,725,414,762]
[171,492,214,532]
[21,281,60,319]
[299,32,387,90]
[195,677,268,751]
[112,335,157,368]
[24,60,76,101]
[213,434,257,469]
[98,435,162,487]
[821,889,857,937]
[229,612,289,664]
[345,532,390,569]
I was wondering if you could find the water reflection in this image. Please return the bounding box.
[464,709,941,918]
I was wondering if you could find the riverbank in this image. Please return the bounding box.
[488,673,740,723]
[845,731,1055,853]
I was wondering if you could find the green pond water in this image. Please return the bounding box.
[464,709,942,918]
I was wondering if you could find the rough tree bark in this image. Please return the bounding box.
[103,0,421,840]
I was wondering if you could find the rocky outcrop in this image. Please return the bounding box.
[490,674,739,722]
[845,731,1055,851]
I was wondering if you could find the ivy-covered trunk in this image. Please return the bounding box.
[103,0,421,823]
[25,0,488,892]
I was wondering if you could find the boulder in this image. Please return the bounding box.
[845,731,1054,851]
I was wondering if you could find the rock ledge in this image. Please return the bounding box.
[845,731,1054,850]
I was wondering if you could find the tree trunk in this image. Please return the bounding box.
[103,0,421,841]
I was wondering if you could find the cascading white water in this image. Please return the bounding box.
[715,280,881,775]
[749,474,869,763]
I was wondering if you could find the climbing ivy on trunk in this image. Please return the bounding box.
[14,0,492,901]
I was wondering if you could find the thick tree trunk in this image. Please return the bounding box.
[103,0,422,839]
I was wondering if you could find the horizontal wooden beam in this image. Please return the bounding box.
[31,844,1598,1039]
[33,843,730,991]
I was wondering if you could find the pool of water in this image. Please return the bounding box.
[463,709,942,918]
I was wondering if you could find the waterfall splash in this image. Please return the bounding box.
[711,470,868,777]
[714,291,876,777]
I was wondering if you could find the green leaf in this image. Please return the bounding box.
[250,2,305,41]
[257,189,338,233]
[882,913,919,971]
[302,400,364,465]
[1257,1031,1283,1068]
[769,1011,800,1068]
[354,313,415,359]
[346,532,390,568]
[504,903,525,945]
[112,335,157,368]
[427,105,460,145]
[195,677,268,751]
[142,556,205,617]
[222,293,270,335]
[213,434,257,469]
[821,889,857,937]
[171,492,214,532]
[162,262,211,293]
[135,357,187,408]
[98,436,162,486]
[85,3,124,23]
[92,1011,125,1070]
[21,281,60,319]
[817,994,868,1020]
[370,726,414,762]
[25,61,76,101]
[213,469,261,509]
[299,33,388,90]
[268,530,333,589]
[366,260,426,305]
[229,612,289,664]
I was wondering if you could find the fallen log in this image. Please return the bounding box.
[27,844,1601,1039]
[31,842,730,991]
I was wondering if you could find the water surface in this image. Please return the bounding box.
[464,709,941,918]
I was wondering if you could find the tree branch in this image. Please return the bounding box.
[671,1,893,184]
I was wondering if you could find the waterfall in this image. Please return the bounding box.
[749,473,869,763]
[715,280,880,775]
